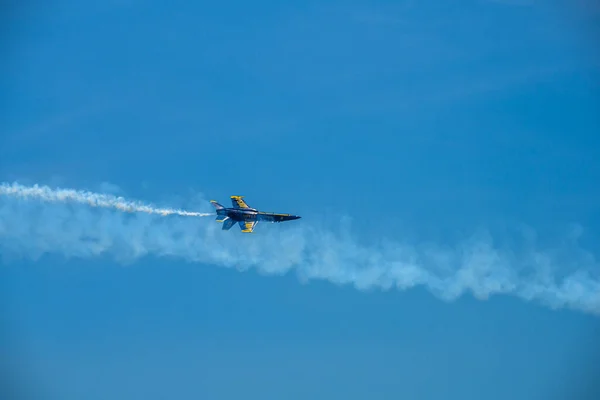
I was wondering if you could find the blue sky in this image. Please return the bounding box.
[1,1,600,399]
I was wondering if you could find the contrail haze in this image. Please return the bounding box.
[0,182,214,217]
[1,181,599,316]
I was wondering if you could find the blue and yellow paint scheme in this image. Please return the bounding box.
[209,196,301,233]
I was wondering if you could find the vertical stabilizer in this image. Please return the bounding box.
[222,218,236,230]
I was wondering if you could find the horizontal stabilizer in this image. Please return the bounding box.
[215,215,228,222]
[210,200,225,210]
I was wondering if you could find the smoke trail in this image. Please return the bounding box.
[1,181,599,316]
[0,182,214,217]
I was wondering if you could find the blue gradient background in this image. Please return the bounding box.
[1,1,600,399]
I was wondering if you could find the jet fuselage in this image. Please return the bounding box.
[210,196,300,233]
[216,207,301,223]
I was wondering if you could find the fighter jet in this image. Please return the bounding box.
[209,195,301,233]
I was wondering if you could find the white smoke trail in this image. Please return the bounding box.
[1,181,599,316]
[0,182,214,217]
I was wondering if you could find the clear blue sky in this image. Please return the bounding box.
[1,1,600,399]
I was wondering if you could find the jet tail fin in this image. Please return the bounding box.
[222,218,236,230]
[210,200,225,210]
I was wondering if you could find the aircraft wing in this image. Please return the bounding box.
[231,195,250,209]
[238,220,257,233]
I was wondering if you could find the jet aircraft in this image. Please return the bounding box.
[209,196,301,233]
